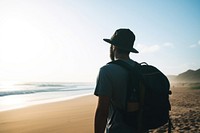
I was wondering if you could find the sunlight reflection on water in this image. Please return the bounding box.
[0,81,94,111]
[0,95,27,111]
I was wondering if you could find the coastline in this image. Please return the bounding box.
[0,93,93,112]
[0,84,199,133]
[0,95,97,133]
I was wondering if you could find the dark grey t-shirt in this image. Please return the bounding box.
[94,59,137,133]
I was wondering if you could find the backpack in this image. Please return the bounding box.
[109,60,172,131]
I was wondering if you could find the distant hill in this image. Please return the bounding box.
[168,68,200,83]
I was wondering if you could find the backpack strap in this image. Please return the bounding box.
[108,60,137,111]
[108,60,146,131]
[108,60,142,105]
[107,60,142,77]
[137,81,145,132]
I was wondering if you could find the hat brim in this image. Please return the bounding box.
[103,39,139,53]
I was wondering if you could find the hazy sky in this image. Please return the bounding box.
[0,0,200,82]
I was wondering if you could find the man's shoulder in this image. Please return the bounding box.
[123,59,137,67]
[104,59,137,67]
[99,63,117,74]
[100,61,120,70]
[100,59,137,72]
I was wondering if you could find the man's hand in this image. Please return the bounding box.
[94,96,110,133]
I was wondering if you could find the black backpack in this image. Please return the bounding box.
[109,60,172,132]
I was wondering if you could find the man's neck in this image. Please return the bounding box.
[115,54,130,60]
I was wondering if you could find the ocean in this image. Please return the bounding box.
[0,82,94,111]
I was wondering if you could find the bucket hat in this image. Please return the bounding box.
[103,29,138,53]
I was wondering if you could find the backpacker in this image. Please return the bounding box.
[109,60,172,131]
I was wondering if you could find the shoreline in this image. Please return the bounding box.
[0,93,93,112]
[0,95,97,133]
[1,85,199,132]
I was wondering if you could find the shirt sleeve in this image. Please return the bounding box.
[94,66,113,98]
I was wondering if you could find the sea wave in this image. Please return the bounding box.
[0,82,94,97]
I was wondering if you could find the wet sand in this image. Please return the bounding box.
[0,83,199,133]
[0,95,97,133]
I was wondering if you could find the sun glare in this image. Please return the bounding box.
[0,81,26,111]
[0,95,26,111]
[0,81,14,88]
[0,17,47,64]
[0,95,24,105]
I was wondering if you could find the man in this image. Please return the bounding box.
[94,29,141,133]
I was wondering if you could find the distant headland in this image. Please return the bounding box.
[168,68,200,83]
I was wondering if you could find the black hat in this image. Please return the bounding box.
[103,29,138,53]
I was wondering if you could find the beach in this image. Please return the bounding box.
[150,83,200,133]
[0,95,97,133]
[0,83,200,133]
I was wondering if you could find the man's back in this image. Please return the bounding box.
[94,59,138,133]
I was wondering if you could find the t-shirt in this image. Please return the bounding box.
[94,59,138,133]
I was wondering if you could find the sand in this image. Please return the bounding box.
[150,83,200,133]
[0,84,200,133]
[0,95,97,133]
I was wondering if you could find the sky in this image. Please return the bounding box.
[0,0,200,82]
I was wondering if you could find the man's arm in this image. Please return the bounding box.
[94,96,110,133]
